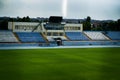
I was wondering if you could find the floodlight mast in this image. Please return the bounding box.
[62,0,67,18]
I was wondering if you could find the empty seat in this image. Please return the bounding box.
[16,32,45,42]
[65,32,89,41]
[84,31,109,40]
[105,31,120,40]
[0,31,18,42]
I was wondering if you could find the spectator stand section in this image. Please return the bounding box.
[0,30,18,43]
[65,32,89,41]
[84,31,110,41]
[16,32,46,43]
[104,31,120,40]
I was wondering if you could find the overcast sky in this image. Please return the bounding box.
[0,0,120,20]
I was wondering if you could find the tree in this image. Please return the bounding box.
[86,16,91,22]
[17,16,22,22]
[26,16,31,22]
[21,16,31,22]
[117,19,120,31]
[83,16,91,30]
[0,20,8,30]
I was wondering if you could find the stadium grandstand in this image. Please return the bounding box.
[0,16,120,48]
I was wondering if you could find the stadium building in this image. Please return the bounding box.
[0,16,120,47]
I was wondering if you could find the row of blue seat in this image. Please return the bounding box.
[16,32,45,42]
[63,41,120,46]
[105,31,120,40]
[65,31,120,41]
[0,43,51,47]
[65,32,89,41]
[0,43,39,47]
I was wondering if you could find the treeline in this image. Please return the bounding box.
[0,16,48,30]
[9,16,40,22]
[83,16,120,31]
[0,16,34,30]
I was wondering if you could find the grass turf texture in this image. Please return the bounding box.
[0,48,120,80]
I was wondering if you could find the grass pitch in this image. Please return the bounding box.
[0,48,120,80]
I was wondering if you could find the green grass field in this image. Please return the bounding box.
[0,48,120,80]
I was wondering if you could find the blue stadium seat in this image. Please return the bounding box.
[16,32,45,42]
[105,31,120,40]
[65,32,89,41]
